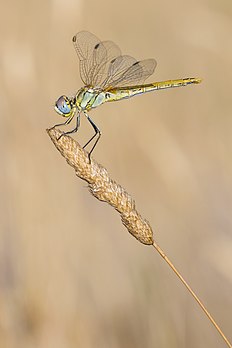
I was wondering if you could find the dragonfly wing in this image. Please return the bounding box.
[102,56,157,88]
[72,31,121,87]
[100,55,136,88]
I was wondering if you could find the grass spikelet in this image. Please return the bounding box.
[47,127,154,245]
[47,127,231,348]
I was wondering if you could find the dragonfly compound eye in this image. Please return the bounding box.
[55,96,72,116]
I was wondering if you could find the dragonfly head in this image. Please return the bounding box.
[54,95,75,117]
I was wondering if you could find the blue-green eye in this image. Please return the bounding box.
[55,96,71,116]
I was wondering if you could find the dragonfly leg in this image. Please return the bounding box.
[49,113,75,130]
[83,111,101,159]
[58,112,80,140]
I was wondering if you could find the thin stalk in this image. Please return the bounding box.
[153,241,232,348]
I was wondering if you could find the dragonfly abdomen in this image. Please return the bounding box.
[146,77,201,91]
[105,87,145,103]
[105,77,201,103]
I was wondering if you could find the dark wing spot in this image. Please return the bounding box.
[110,58,116,63]
[72,36,76,43]
[94,43,100,49]
[132,61,140,66]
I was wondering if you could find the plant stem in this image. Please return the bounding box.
[152,241,232,348]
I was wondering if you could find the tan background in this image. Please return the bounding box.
[1,0,232,347]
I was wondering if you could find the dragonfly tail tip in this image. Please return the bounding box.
[195,78,202,84]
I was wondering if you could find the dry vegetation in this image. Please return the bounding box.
[1,0,232,347]
[47,128,231,348]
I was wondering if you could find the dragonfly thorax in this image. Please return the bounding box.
[75,86,107,111]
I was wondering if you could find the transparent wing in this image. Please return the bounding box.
[102,56,157,88]
[72,31,121,87]
[72,31,157,89]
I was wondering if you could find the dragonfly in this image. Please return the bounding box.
[53,31,201,157]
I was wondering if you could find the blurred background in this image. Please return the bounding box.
[0,0,232,347]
